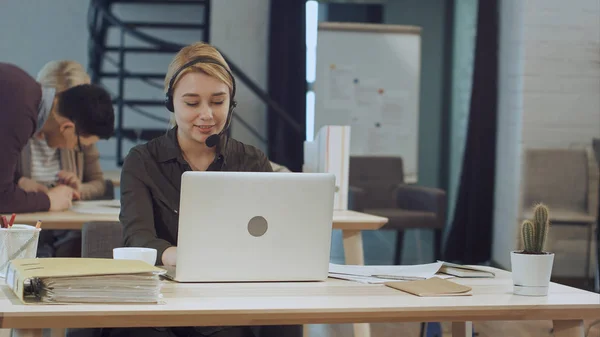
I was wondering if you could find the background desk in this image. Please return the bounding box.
[103,170,121,187]
[1,267,599,337]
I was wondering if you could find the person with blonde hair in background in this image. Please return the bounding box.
[112,42,300,337]
[0,61,113,214]
[15,60,109,258]
[17,60,107,200]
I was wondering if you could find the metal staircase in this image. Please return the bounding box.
[87,0,302,166]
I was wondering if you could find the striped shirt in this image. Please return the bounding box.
[29,137,61,187]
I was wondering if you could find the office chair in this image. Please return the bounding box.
[521,147,599,283]
[348,156,447,263]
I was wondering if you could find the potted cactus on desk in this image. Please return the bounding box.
[510,203,555,296]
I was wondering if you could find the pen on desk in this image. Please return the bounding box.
[8,213,16,228]
[35,220,42,229]
[372,274,426,281]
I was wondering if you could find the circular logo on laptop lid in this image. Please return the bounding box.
[247,216,268,237]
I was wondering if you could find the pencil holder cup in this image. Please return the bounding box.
[0,224,41,277]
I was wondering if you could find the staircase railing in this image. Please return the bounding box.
[88,0,304,165]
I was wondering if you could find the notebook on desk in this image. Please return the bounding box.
[437,261,495,278]
[5,258,166,304]
[385,277,473,297]
[161,265,176,280]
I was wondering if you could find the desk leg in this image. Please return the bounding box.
[342,230,370,337]
[451,322,472,337]
[342,230,365,265]
[12,330,43,337]
[552,320,584,337]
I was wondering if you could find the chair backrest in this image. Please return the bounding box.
[81,221,123,258]
[349,156,404,208]
[521,148,591,213]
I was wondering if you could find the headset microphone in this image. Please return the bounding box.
[205,134,220,148]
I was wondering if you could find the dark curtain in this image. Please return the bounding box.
[267,0,306,172]
[444,0,499,264]
[327,4,383,23]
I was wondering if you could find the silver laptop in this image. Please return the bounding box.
[163,171,336,282]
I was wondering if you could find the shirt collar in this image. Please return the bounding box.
[157,126,229,164]
[36,86,56,133]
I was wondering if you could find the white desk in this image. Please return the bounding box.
[1,267,598,337]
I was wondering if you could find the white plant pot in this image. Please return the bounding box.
[510,251,554,296]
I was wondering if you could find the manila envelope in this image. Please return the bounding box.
[385,277,472,297]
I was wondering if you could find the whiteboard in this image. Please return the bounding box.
[313,22,422,182]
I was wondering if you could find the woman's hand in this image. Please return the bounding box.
[162,246,177,266]
[18,177,49,193]
[57,170,82,198]
[47,185,79,211]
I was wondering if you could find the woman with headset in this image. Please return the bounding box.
[114,42,300,337]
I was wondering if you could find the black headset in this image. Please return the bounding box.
[164,56,237,138]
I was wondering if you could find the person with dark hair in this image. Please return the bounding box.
[0,62,115,214]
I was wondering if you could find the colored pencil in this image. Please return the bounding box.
[1,216,8,229]
[35,220,42,229]
[8,213,16,228]
[0,216,5,228]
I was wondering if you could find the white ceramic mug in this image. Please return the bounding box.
[113,247,157,266]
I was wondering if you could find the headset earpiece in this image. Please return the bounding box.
[165,94,174,112]
[221,99,237,131]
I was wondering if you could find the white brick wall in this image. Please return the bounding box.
[522,0,600,150]
[493,0,600,276]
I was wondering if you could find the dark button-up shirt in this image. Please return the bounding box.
[119,126,273,265]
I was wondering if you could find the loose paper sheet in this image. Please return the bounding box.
[380,90,410,126]
[328,262,447,284]
[70,200,121,215]
[354,79,382,108]
[366,126,412,156]
[348,78,382,124]
[324,64,356,109]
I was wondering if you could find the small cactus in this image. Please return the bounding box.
[521,203,551,254]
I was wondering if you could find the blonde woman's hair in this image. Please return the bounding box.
[37,60,91,93]
[164,42,234,126]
